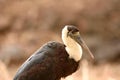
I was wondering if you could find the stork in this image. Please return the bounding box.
[13,25,94,80]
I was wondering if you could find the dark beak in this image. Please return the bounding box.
[69,32,94,59]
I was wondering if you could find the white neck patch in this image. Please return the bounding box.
[62,26,82,62]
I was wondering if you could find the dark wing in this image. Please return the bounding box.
[13,41,66,80]
[13,41,79,80]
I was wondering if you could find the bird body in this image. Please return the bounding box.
[14,41,79,80]
[13,25,94,80]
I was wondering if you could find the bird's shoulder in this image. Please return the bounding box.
[40,41,65,51]
[25,41,66,64]
[33,41,66,55]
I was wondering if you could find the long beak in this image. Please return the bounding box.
[69,32,94,59]
[78,37,94,59]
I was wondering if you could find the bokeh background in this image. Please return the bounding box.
[0,0,120,80]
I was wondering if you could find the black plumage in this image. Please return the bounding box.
[14,41,79,80]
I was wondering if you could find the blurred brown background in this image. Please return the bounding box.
[0,0,120,80]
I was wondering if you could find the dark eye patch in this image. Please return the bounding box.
[67,25,79,33]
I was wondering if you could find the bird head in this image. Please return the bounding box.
[62,25,94,61]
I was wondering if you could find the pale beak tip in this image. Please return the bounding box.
[89,51,94,60]
[91,55,94,59]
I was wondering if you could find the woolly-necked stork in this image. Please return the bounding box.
[13,25,94,80]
